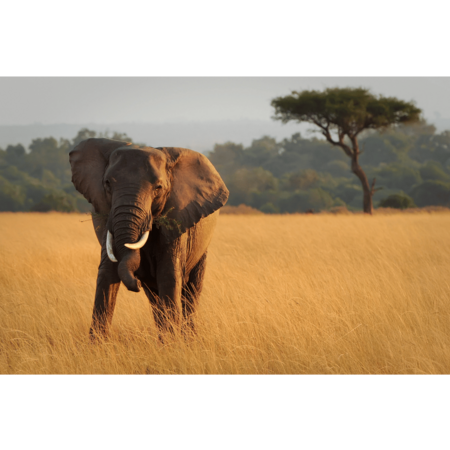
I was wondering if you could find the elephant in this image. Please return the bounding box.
[69,138,229,338]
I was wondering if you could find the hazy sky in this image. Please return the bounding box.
[1,77,449,125]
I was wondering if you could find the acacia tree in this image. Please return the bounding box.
[271,87,422,213]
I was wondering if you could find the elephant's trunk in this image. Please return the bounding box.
[108,202,152,292]
[117,251,142,292]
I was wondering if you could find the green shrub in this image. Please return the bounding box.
[378,193,416,209]
[260,202,279,214]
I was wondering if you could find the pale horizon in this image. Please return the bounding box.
[1,77,449,126]
[2,77,450,151]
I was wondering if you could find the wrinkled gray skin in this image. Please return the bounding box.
[69,138,229,338]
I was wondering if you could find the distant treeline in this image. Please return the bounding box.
[1,124,450,213]
[207,123,450,213]
[0,129,132,213]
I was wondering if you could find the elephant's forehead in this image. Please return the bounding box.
[112,146,164,157]
[107,148,168,182]
[111,147,166,165]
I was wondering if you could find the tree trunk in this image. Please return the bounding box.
[321,129,374,214]
[351,155,373,214]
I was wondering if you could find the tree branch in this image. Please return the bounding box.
[312,119,354,158]
[370,177,382,195]
[349,135,361,156]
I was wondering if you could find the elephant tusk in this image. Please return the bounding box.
[124,231,150,250]
[106,230,118,263]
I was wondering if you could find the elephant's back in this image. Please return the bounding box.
[185,210,219,274]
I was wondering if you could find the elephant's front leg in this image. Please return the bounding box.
[182,251,208,336]
[90,246,121,339]
[154,237,186,335]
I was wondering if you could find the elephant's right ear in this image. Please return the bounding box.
[69,138,131,214]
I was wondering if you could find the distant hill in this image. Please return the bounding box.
[0,120,306,153]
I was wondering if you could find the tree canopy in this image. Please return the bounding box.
[271,87,422,213]
[272,87,421,139]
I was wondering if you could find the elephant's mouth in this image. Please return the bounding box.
[106,230,149,262]
[106,229,150,292]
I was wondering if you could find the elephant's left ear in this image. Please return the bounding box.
[158,147,229,241]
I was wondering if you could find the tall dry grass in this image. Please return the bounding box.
[1,211,450,374]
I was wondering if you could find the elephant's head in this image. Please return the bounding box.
[69,138,229,292]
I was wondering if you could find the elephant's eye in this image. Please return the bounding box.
[105,180,111,193]
[155,185,163,192]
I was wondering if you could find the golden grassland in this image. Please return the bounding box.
[1,211,450,374]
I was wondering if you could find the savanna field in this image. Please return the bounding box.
[1,211,450,374]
